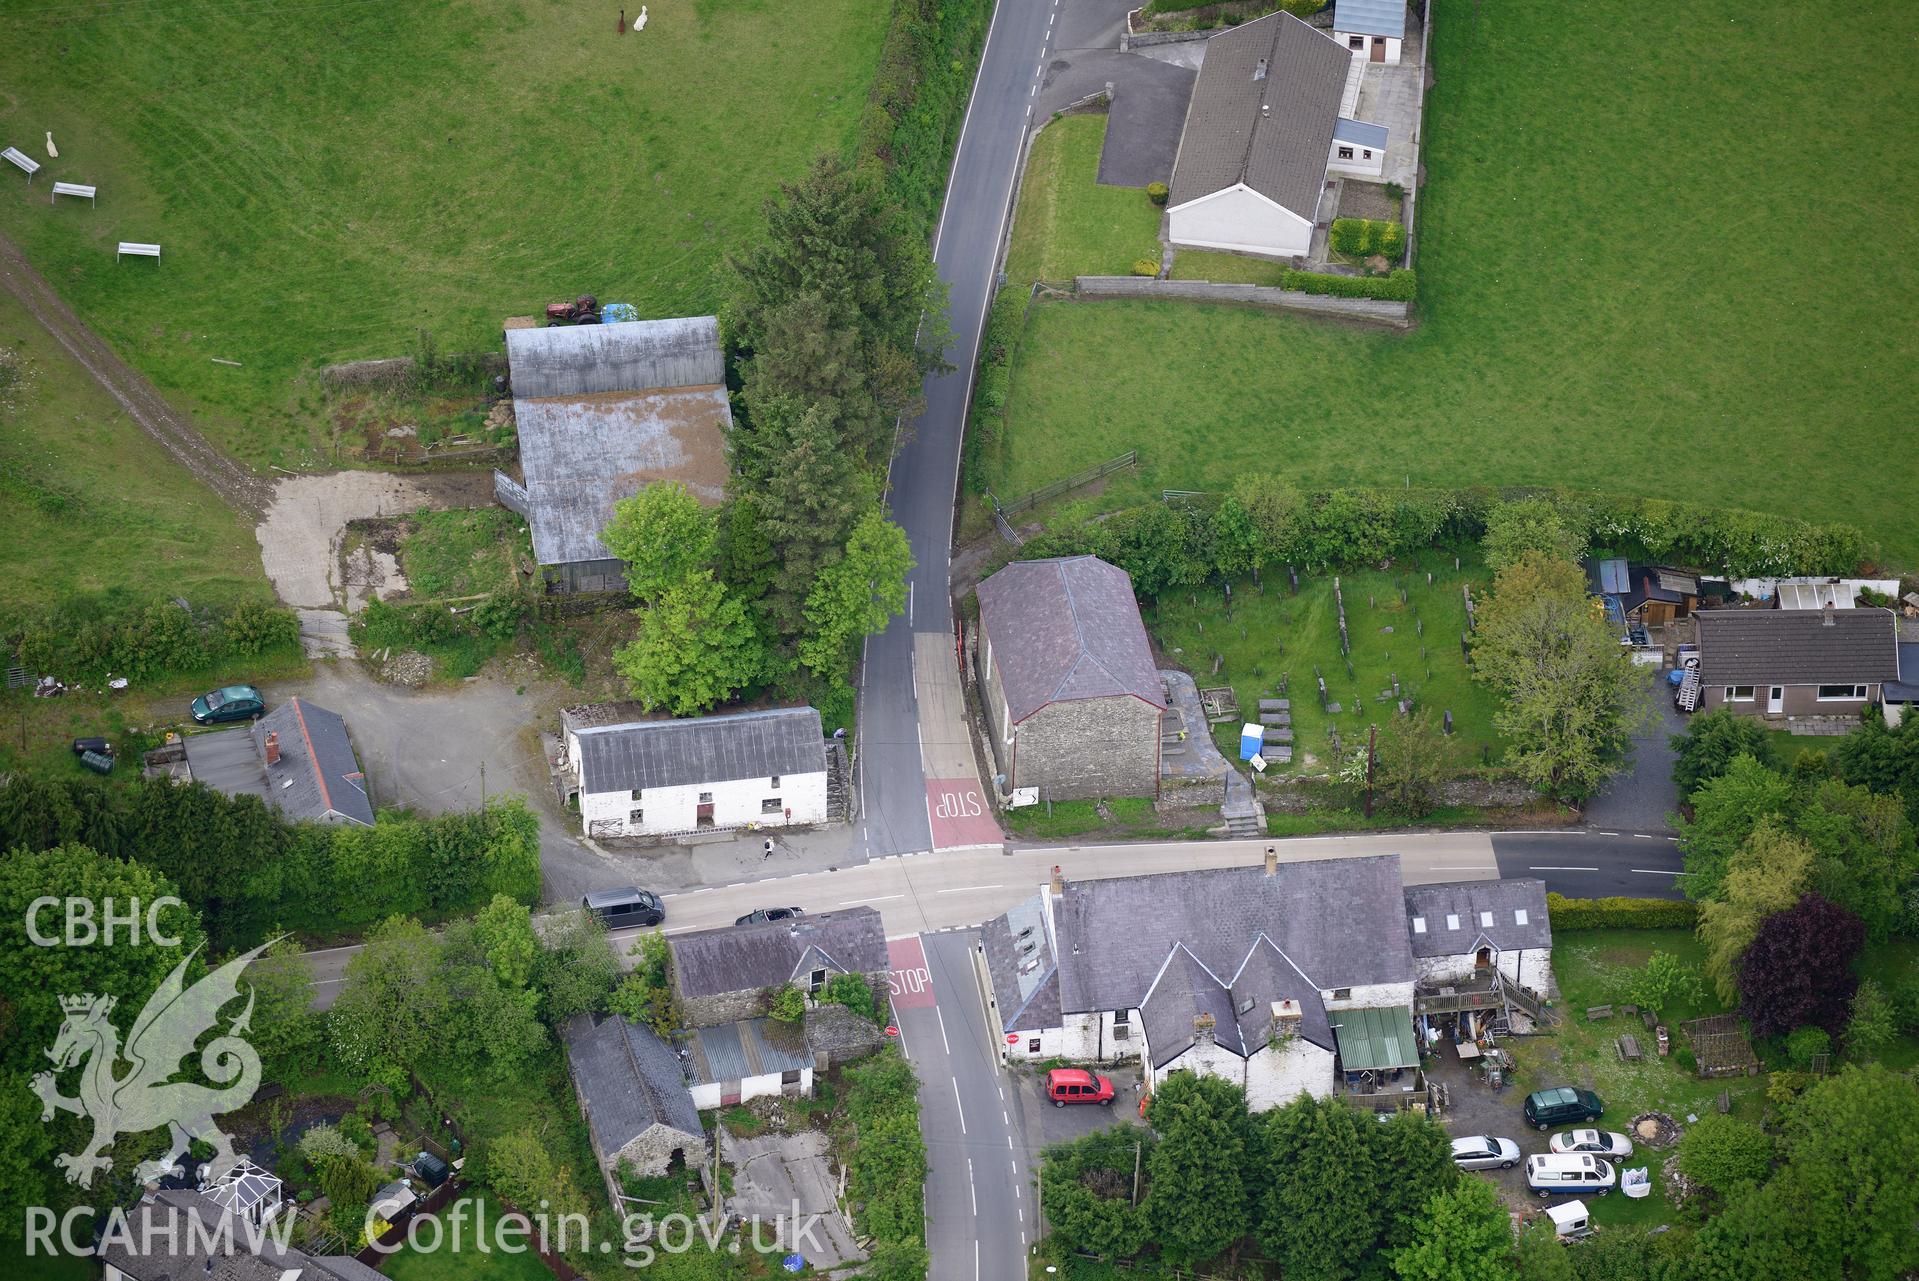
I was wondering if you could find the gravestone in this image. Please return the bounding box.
[1443,710,1454,735]
[1288,565,1299,595]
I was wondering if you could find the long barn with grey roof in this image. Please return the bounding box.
[557,704,830,838]
[974,555,1166,801]
[494,315,731,593]
[668,908,888,1028]
[562,1013,706,1198]
[976,852,1552,1113]
[1166,11,1392,259]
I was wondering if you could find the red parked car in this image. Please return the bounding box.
[1046,1068,1115,1108]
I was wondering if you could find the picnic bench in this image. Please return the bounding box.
[51,181,96,206]
[116,242,161,262]
[1616,1034,1643,1062]
[2,147,40,180]
[1585,1004,1613,1021]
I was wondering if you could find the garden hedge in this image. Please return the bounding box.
[1546,893,1702,930]
[5,597,300,683]
[857,0,995,238]
[1281,268,1418,301]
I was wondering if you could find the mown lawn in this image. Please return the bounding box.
[0,0,888,469]
[0,285,269,615]
[380,1192,556,1281]
[1003,114,1163,285]
[1146,545,1502,773]
[995,0,1919,564]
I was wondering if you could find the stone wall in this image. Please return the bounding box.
[1159,772,1228,811]
[1016,695,1161,800]
[678,969,892,1032]
[1076,276,1412,327]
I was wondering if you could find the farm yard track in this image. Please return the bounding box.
[0,229,268,514]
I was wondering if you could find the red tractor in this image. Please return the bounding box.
[544,294,601,326]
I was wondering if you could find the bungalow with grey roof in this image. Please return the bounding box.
[1165,12,1391,261]
[178,697,373,827]
[1694,606,1899,724]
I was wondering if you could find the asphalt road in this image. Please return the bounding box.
[859,0,1056,859]
[300,830,1685,1004]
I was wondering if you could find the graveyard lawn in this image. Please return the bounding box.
[991,0,1919,564]
[0,0,889,469]
[1146,546,1503,775]
[1002,114,1164,286]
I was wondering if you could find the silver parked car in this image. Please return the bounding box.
[1548,1129,1635,1161]
[1450,1135,1522,1170]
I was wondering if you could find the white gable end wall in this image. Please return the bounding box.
[1333,31,1402,64]
[1167,184,1314,260]
[1415,948,1552,994]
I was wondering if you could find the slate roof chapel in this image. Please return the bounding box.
[976,555,1166,722]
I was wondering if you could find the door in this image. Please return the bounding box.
[697,790,715,825]
[1767,686,1784,714]
[1371,36,1386,62]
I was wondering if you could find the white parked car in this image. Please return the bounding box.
[1548,1129,1634,1161]
[1450,1135,1522,1170]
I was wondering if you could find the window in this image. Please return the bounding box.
[1028,1038,1041,1053]
[1725,686,1755,702]
[770,776,781,788]
[1113,1008,1130,1026]
[808,968,828,995]
[1480,911,1495,928]
[1348,35,1364,49]
[1337,146,1355,160]
[1514,909,1529,926]
[1362,149,1373,160]
[762,798,782,814]
[780,1069,802,1085]
[1411,916,1426,934]
[1817,684,1869,701]
[698,791,714,804]
[1446,914,1460,930]
[630,788,643,801]
[1329,987,1351,1001]
[629,809,644,825]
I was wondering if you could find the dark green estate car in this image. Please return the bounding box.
[1524,1086,1606,1131]
[190,684,265,725]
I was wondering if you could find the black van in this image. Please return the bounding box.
[582,886,665,927]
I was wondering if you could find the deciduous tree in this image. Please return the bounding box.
[1471,553,1651,801]
[1699,819,1814,1003]
[1678,755,1794,902]
[1677,1114,1774,1200]
[1671,709,1779,802]
[600,482,718,605]
[1255,1094,1381,1280]
[613,570,766,714]
[1482,497,1586,571]
[1372,709,1459,820]
[1736,893,1863,1038]
[799,508,913,678]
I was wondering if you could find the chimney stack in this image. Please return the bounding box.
[1271,999,1302,1043]
[1050,864,1064,897]
[1822,601,1837,626]
[1264,845,1278,876]
[264,731,281,766]
[1253,57,1268,82]
[1194,1011,1216,1046]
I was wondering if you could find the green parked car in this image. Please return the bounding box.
[190,684,265,725]
[1524,1086,1605,1131]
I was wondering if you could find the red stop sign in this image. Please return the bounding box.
[1005,1033,1019,1045]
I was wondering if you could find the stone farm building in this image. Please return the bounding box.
[555,704,831,838]
[975,555,1166,801]
[977,853,1551,1112]
[1695,607,1900,726]
[562,1012,707,1198]
[668,907,888,1028]
[493,316,730,593]
[1166,11,1392,260]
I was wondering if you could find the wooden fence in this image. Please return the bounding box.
[989,450,1138,517]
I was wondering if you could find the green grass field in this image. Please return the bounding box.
[0,285,269,614]
[1003,114,1162,284]
[380,1192,556,1281]
[0,0,887,469]
[996,0,1919,564]
[1147,546,1502,773]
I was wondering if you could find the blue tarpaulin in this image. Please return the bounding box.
[600,301,640,324]
[1239,723,1264,762]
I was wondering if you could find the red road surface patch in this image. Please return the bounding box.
[925,776,1002,848]
[886,936,935,1009]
